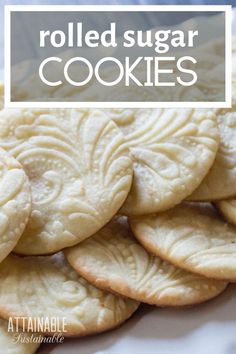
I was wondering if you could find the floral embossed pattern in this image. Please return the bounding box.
[190,106,236,200]
[0,30,234,354]
[0,108,133,255]
[0,253,139,336]
[105,108,219,215]
[0,147,31,262]
[130,203,236,281]
[65,217,227,306]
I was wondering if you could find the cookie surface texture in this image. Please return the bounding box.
[0,147,31,262]
[190,106,236,200]
[65,217,227,306]
[216,199,236,226]
[0,108,132,254]
[130,203,236,281]
[105,108,219,215]
[0,253,139,336]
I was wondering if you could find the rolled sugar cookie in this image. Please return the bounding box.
[0,318,40,354]
[0,148,31,263]
[190,106,236,200]
[216,199,236,226]
[65,217,227,306]
[0,253,139,337]
[130,203,236,281]
[105,108,219,215]
[0,108,133,255]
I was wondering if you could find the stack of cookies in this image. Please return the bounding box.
[0,84,236,354]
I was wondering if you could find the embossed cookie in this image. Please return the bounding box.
[190,106,236,200]
[105,108,219,215]
[65,217,227,306]
[0,148,31,263]
[0,253,139,336]
[130,203,236,281]
[0,108,132,255]
[0,318,40,354]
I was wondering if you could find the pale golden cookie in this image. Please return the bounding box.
[130,203,236,281]
[65,217,227,307]
[216,199,236,226]
[0,148,31,263]
[105,108,219,215]
[0,108,132,255]
[0,318,40,354]
[190,106,236,200]
[0,253,139,336]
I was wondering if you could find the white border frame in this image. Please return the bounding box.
[4,5,232,108]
